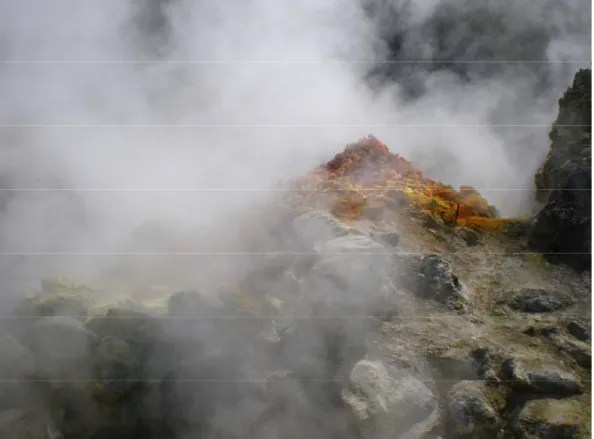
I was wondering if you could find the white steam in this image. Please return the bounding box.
[0,0,590,291]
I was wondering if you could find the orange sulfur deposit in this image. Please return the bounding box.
[291,135,516,232]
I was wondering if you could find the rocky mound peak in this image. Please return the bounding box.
[291,134,524,234]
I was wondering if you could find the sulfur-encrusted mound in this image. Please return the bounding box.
[290,135,521,233]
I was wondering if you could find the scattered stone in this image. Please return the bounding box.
[500,357,583,396]
[341,359,437,439]
[509,288,574,313]
[418,254,470,310]
[511,398,585,439]
[522,324,559,338]
[445,380,504,439]
[566,320,590,342]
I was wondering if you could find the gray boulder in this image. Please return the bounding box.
[446,380,504,439]
[511,398,586,439]
[500,357,583,396]
[341,359,437,439]
[509,288,574,313]
[418,254,470,311]
[301,234,390,311]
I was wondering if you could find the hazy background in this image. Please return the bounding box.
[0,0,590,293]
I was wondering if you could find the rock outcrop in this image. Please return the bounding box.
[530,69,592,272]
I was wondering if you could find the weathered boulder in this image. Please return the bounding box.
[301,234,391,312]
[28,316,97,383]
[445,380,504,439]
[341,359,437,439]
[508,288,575,313]
[511,398,586,439]
[566,320,590,342]
[417,254,470,311]
[500,357,583,396]
[530,69,591,272]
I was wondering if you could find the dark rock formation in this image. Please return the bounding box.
[417,254,470,311]
[500,357,583,397]
[510,399,585,439]
[445,380,504,439]
[529,69,592,272]
[508,288,575,313]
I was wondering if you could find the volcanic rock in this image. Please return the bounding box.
[511,398,586,439]
[445,380,504,439]
[530,69,592,272]
[417,254,470,311]
[508,288,575,313]
[500,357,583,396]
[341,359,437,439]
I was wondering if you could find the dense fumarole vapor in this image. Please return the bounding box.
[0,0,590,286]
[0,0,590,437]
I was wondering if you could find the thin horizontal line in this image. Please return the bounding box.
[1,379,590,383]
[0,188,587,192]
[0,124,588,128]
[0,315,586,319]
[0,252,588,255]
[2,60,590,65]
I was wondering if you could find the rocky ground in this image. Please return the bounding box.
[0,204,590,439]
[0,70,590,439]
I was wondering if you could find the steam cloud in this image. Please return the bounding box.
[0,0,590,290]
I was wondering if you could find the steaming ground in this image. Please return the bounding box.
[0,1,590,437]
